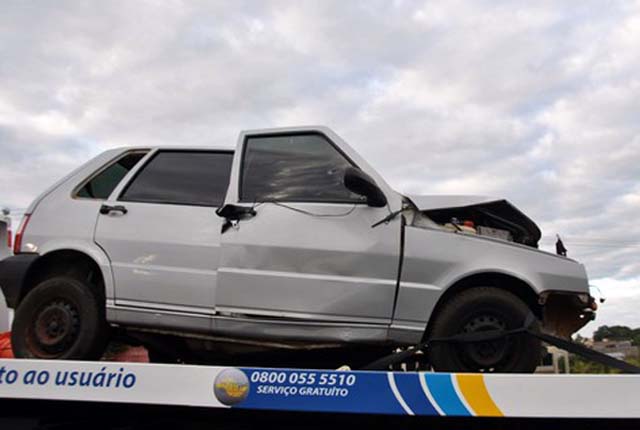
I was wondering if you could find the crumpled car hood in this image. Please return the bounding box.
[405,194,542,247]
[405,194,501,211]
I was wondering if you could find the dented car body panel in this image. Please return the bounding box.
[394,222,590,328]
[0,126,594,351]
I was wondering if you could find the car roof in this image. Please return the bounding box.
[109,145,234,152]
[109,126,334,153]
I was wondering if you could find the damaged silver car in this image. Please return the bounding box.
[0,126,596,372]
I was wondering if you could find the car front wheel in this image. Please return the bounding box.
[427,287,542,373]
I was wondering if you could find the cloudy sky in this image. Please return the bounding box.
[1,1,639,335]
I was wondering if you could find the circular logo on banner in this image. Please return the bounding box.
[214,368,250,405]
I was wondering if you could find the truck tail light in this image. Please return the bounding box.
[14,214,31,254]
[7,228,11,249]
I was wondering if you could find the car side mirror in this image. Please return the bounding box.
[216,204,256,220]
[343,167,387,208]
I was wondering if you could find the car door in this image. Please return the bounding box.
[216,129,403,325]
[94,150,233,315]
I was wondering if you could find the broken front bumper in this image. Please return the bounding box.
[539,291,597,338]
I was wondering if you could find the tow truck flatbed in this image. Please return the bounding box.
[0,358,637,421]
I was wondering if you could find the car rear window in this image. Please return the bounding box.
[120,151,233,207]
[76,151,148,200]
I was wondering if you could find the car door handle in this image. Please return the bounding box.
[100,204,128,215]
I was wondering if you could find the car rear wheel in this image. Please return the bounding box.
[427,287,542,373]
[11,276,109,360]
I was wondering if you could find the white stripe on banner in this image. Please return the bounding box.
[419,373,445,416]
[386,372,414,415]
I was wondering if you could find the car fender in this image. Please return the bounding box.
[35,239,114,301]
[392,225,588,331]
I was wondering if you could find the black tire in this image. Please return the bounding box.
[427,287,542,373]
[11,276,109,360]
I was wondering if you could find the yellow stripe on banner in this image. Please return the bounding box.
[456,374,503,417]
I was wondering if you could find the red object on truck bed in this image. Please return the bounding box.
[0,333,148,361]
[0,332,14,358]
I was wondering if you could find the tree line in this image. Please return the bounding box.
[591,325,640,345]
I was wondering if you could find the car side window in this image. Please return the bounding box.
[240,133,366,204]
[120,151,233,207]
[76,151,148,200]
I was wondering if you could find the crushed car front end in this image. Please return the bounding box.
[401,194,596,340]
[539,289,597,338]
